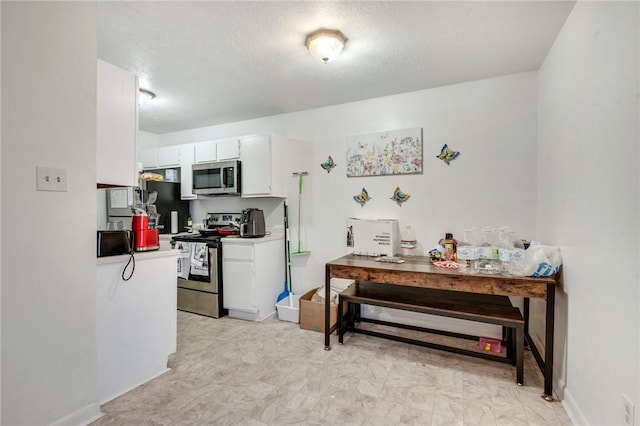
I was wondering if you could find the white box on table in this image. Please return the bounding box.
[346,218,398,257]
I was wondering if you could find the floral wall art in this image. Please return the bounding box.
[346,127,423,177]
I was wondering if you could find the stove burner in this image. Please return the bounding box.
[172,212,241,248]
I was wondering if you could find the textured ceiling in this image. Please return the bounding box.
[98,1,576,134]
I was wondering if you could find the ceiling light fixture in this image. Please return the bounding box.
[139,88,156,105]
[305,29,347,64]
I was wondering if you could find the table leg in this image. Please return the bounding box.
[543,283,555,400]
[523,297,530,347]
[516,325,524,385]
[324,265,331,351]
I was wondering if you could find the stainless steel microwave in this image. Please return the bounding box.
[192,160,241,195]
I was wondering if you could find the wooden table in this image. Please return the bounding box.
[324,254,558,400]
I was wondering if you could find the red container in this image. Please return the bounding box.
[134,228,159,252]
[132,214,149,231]
[132,214,159,251]
[479,337,501,353]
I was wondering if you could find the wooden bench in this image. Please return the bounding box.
[338,281,525,385]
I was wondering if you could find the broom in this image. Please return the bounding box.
[276,202,291,302]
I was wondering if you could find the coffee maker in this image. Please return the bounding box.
[132,209,160,251]
[240,208,266,238]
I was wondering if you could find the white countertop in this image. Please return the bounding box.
[159,232,192,240]
[221,233,283,244]
[97,248,178,265]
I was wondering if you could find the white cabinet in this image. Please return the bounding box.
[222,235,284,321]
[179,144,196,200]
[240,134,287,198]
[216,138,240,160]
[156,146,181,168]
[194,141,217,163]
[139,146,181,169]
[96,250,178,404]
[194,138,240,164]
[97,59,138,186]
[138,148,158,169]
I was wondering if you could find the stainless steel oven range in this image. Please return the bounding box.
[171,213,241,318]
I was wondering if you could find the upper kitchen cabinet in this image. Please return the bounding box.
[179,144,196,200]
[97,59,138,187]
[216,138,240,160]
[156,146,181,168]
[194,138,240,164]
[138,148,158,169]
[240,134,287,198]
[194,141,217,164]
[139,146,181,169]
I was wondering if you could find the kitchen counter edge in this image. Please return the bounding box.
[221,233,284,244]
[97,249,178,265]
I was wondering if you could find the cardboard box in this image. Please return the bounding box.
[299,288,341,335]
[346,218,398,257]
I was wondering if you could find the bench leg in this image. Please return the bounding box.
[505,326,514,364]
[338,297,345,344]
[516,324,524,386]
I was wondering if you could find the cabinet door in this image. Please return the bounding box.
[222,260,256,312]
[138,148,158,169]
[217,138,240,160]
[179,144,196,200]
[156,146,181,168]
[194,141,217,163]
[240,134,272,196]
[97,59,138,186]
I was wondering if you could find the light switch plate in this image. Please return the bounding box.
[36,166,68,192]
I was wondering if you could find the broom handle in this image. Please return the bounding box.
[298,175,302,253]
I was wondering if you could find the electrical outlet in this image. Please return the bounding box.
[623,394,635,425]
[36,166,68,192]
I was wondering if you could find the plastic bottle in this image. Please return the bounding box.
[497,227,512,274]
[399,226,418,257]
[477,226,500,273]
[457,229,479,273]
[508,229,525,276]
[444,233,456,261]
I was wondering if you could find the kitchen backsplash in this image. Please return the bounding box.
[190,197,285,229]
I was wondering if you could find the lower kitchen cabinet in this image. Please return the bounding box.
[221,235,284,321]
[96,249,178,404]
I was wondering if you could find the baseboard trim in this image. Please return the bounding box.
[562,387,589,426]
[100,367,170,405]
[51,401,102,426]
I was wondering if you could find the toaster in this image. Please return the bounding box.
[97,230,134,257]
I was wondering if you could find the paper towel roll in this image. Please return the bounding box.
[171,211,178,234]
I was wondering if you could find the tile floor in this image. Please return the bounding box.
[92,311,572,425]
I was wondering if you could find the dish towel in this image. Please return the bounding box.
[175,241,192,279]
[190,243,209,277]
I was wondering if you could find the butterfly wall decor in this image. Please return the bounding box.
[353,188,371,207]
[390,186,410,206]
[320,155,336,173]
[436,144,460,165]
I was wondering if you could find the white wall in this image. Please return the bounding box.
[1,3,101,425]
[538,1,639,425]
[156,72,539,297]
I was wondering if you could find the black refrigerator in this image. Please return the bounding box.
[145,181,190,234]
[106,183,190,234]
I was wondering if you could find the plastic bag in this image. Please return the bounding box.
[523,242,562,277]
